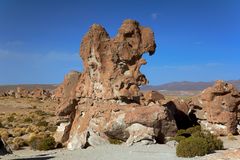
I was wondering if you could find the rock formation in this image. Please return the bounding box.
[190,80,240,135]
[15,87,29,98]
[1,87,52,100]
[55,19,177,150]
[163,99,196,129]
[141,90,165,106]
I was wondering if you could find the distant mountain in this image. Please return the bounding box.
[141,80,240,91]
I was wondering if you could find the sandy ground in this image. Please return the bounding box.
[1,136,240,160]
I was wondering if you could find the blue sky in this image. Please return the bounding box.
[0,0,239,85]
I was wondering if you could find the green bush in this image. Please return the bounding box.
[176,129,188,136]
[176,127,223,158]
[186,125,201,134]
[176,137,209,157]
[29,135,56,150]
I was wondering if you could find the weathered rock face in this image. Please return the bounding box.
[67,103,176,149]
[75,19,156,102]
[190,80,240,135]
[54,71,81,103]
[55,20,177,149]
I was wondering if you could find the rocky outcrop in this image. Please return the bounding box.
[190,80,240,135]
[15,87,29,98]
[29,88,52,100]
[141,90,165,106]
[1,87,52,100]
[55,20,177,149]
[163,99,196,129]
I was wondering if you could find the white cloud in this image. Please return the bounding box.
[151,13,159,20]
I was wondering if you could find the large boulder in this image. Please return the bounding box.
[67,103,176,150]
[190,80,240,135]
[55,20,177,149]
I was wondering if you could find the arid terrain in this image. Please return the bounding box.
[0,86,240,160]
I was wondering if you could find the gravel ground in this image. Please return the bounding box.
[1,136,240,160]
[1,144,194,160]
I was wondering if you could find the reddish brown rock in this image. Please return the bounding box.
[74,19,156,102]
[29,88,51,100]
[15,87,29,98]
[190,80,240,135]
[54,71,81,103]
[55,20,177,149]
[141,90,165,105]
[54,71,81,116]
[67,103,176,149]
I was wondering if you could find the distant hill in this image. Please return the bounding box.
[0,84,58,94]
[141,80,240,91]
[0,80,239,94]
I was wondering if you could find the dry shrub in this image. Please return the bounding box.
[12,137,27,150]
[23,117,33,123]
[0,129,9,141]
[36,120,48,127]
[28,134,56,150]
[26,125,40,134]
[12,127,26,137]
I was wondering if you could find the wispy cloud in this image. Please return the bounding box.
[0,49,79,62]
[151,13,159,20]
[0,49,82,84]
[5,40,24,47]
[0,49,9,57]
